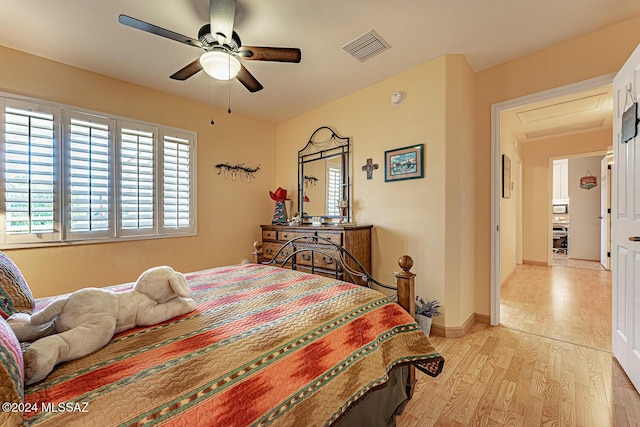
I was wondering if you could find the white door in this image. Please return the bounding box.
[612,45,640,393]
[568,156,602,260]
[600,155,611,270]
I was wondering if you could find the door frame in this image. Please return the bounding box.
[548,151,607,264]
[515,155,523,265]
[600,153,612,270]
[490,73,615,326]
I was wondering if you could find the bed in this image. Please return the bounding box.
[0,244,443,426]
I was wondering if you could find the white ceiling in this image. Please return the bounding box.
[0,0,639,124]
[502,85,614,143]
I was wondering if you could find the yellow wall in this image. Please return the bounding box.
[520,130,611,263]
[4,12,640,327]
[475,14,640,316]
[276,55,476,329]
[444,56,477,327]
[499,124,522,284]
[0,46,276,298]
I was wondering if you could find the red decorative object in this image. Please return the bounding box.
[580,172,597,190]
[269,187,290,202]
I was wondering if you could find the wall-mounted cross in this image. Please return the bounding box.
[361,158,379,180]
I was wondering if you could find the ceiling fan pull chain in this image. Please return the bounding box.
[227,55,232,114]
[210,80,215,125]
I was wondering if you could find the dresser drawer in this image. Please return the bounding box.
[262,242,293,262]
[262,229,277,241]
[258,224,371,286]
[295,247,340,270]
[317,232,343,246]
[278,230,311,241]
[311,249,341,270]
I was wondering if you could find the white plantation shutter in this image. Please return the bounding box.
[1,94,196,247]
[1,100,60,243]
[67,114,113,238]
[119,125,155,234]
[326,162,341,216]
[162,132,193,232]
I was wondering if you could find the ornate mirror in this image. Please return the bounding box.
[298,127,350,223]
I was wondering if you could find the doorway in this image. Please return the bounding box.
[490,74,615,328]
[551,153,609,269]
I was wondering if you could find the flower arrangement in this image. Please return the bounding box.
[415,296,443,318]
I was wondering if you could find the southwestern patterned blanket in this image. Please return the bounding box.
[22,264,442,426]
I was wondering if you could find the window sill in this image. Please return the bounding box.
[0,230,197,250]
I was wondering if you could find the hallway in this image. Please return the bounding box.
[500,261,611,352]
[396,262,640,426]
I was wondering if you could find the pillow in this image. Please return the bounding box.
[0,251,35,320]
[0,316,24,425]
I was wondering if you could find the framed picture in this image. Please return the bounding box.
[502,154,511,199]
[384,144,424,182]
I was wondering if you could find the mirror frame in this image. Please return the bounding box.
[298,126,350,223]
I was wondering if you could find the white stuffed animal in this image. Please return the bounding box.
[8,266,196,385]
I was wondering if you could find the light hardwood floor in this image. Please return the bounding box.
[501,262,611,351]
[397,263,640,426]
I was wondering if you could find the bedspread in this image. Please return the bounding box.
[22,264,442,426]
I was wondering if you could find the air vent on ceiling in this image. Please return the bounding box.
[342,30,390,62]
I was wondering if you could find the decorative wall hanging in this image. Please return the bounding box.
[579,171,598,190]
[502,154,511,199]
[622,84,638,143]
[384,144,424,182]
[215,163,260,182]
[622,102,637,143]
[304,175,318,187]
[361,158,379,180]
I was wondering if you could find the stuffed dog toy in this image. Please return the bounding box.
[8,266,196,385]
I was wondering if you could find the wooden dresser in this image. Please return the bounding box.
[258,224,372,283]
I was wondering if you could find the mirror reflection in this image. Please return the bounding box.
[302,156,342,217]
[298,127,350,222]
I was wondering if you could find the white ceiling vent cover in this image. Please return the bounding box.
[342,30,390,62]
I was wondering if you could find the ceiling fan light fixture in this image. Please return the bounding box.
[200,50,241,80]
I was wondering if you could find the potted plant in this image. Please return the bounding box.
[415,296,442,336]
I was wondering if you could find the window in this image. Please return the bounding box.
[162,132,192,231]
[326,162,341,216]
[67,113,113,239]
[120,125,155,234]
[0,95,196,247]
[1,100,60,244]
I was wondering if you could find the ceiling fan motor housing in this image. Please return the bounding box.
[117,0,300,93]
[198,24,241,52]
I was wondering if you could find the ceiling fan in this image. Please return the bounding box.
[118,0,301,93]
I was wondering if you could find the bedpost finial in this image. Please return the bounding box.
[398,255,413,273]
[254,241,263,252]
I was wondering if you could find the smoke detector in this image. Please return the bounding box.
[391,91,405,106]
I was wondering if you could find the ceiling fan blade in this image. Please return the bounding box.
[170,59,203,80]
[118,15,203,48]
[238,47,301,63]
[210,0,236,44]
[236,65,264,93]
